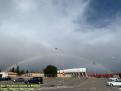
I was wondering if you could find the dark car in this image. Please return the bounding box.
[0,77,2,81]
[25,77,43,84]
[0,77,11,81]
[3,77,11,81]
[13,78,25,82]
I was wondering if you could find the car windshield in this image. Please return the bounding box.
[115,80,121,82]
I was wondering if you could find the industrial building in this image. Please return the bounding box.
[58,68,88,78]
[0,72,8,78]
[0,72,17,78]
[23,72,44,77]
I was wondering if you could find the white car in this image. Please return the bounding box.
[108,78,119,81]
[107,80,121,87]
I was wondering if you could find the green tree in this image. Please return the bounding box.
[119,73,121,78]
[16,66,20,75]
[9,67,16,72]
[9,66,26,75]
[26,70,29,73]
[43,65,57,77]
[10,67,15,72]
[19,70,25,75]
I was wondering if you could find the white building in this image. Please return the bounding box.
[58,68,88,78]
[23,72,44,77]
[0,72,8,78]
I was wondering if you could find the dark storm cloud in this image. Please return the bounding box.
[85,0,121,27]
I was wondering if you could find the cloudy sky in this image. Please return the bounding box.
[0,0,121,73]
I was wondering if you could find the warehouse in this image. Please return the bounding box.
[58,68,88,78]
[0,72,8,78]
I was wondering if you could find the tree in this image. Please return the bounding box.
[9,66,26,75]
[9,67,15,72]
[19,70,25,75]
[10,67,15,72]
[15,65,23,75]
[16,66,20,74]
[119,73,121,78]
[43,65,57,77]
[26,70,29,73]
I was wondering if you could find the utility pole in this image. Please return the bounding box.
[55,48,65,86]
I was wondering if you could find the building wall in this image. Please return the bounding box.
[7,72,17,78]
[58,68,88,78]
[58,68,87,73]
[23,73,44,77]
[0,72,8,78]
[57,73,72,77]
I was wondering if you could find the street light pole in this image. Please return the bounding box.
[54,48,65,86]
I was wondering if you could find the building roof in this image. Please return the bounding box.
[58,68,87,73]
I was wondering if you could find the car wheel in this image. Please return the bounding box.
[110,84,113,87]
[25,81,29,84]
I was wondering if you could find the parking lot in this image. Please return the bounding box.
[40,78,120,91]
[0,77,120,91]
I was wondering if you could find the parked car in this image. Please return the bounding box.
[0,77,11,81]
[13,78,25,83]
[107,80,121,87]
[25,77,43,84]
[108,77,119,81]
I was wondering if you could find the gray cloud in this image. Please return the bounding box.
[0,0,121,73]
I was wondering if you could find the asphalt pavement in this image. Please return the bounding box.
[0,77,120,91]
[39,78,119,91]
